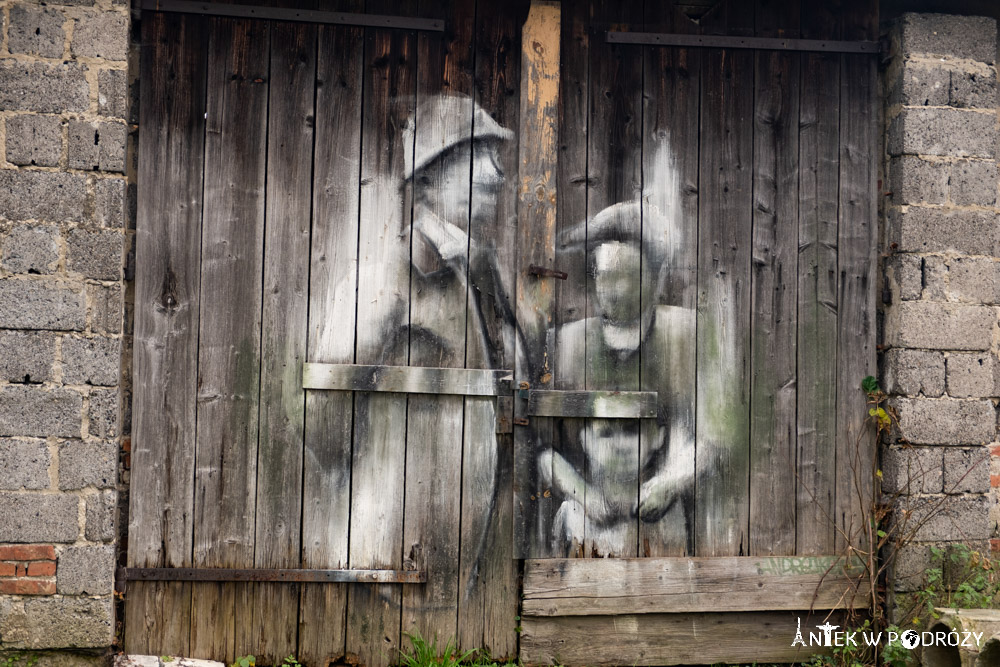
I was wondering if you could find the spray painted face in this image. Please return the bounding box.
[593,241,644,325]
[415,139,504,227]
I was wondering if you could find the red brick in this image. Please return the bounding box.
[26,561,56,577]
[992,474,1000,488]
[992,539,1000,553]
[15,563,25,577]
[0,578,56,595]
[0,562,15,577]
[991,445,1000,457]
[0,545,55,561]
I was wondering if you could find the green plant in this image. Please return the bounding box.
[881,626,908,667]
[231,656,255,667]
[398,632,475,667]
[282,657,302,667]
[911,544,1000,620]
[161,658,174,664]
[1,655,39,667]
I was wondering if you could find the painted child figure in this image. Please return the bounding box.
[539,201,696,557]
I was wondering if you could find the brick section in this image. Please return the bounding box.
[0,579,56,595]
[0,439,50,490]
[888,108,996,158]
[888,206,1000,256]
[0,170,88,224]
[0,280,87,331]
[8,5,66,58]
[897,13,998,63]
[0,545,56,561]
[892,397,995,445]
[0,62,89,113]
[0,331,55,384]
[0,494,78,543]
[1,225,60,275]
[67,121,127,173]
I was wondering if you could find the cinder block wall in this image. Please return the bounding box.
[0,0,131,652]
[882,13,1000,613]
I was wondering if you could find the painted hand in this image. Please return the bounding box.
[637,475,678,523]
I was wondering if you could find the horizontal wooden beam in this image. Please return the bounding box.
[119,567,425,584]
[141,0,444,31]
[607,31,879,53]
[522,556,867,616]
[303,363,513,397]
[521,610,845,666]
[526,390,658,419]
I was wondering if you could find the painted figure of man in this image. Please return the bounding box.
[540,200,696,556]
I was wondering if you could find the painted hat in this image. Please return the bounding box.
[403,94,514,180]
[558,200,670,262]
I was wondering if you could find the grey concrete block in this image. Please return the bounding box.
[947,352,999,398]
[66,229,123,280]
[950,160,998,206]
[5,115,63,167]
[98,69,127,119]
[943,257,1000,304]
[0,62,89,113]
[57,545,114,595]
[888,253,923,301]
[0,279,86,331]
[93,177,126,228]
[943,446,990,493]
[889,156,948,205]
[898,13,997,63]
[892,397,995,444]
[71,12,128,61]
[892,60,950,107]
[1,225,60,275]
[62,336,120,386]
[899,494,991,542]
[888,108,996,158]
[0,330,55,384]
[8,5,65,58]
[950,69,998,109]
[890,542,939,592]
[58,440,115,490]
[0,438,51,490]
[920,255,949,301]
[88,283,122,334]
[888,206,1000,256]
[87,388,119,439]
[0,170,87,224]
[885,302,995,351]
[67,121,126,173]
[85,489,116,541]
[0,598,113,648]
[882,445,943,494]
[883,348,946,397]
[0,385,82,438]
[0,492,78,542]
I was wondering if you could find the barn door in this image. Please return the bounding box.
[514,0,878,664]
[127,2,523,665]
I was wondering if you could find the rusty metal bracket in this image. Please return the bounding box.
[117,566,426,586]
[141,0,444,31]
[528,265,568,280]
[513,417,530,426]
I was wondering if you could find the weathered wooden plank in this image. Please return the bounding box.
[246,20,315,663]
[543,0,588,562]
[303,363,512,396]
[400,1,477,645]
[749,1,800,557]
[297,11,363,664]
[459,0,525,654]
[125,568,426,583]
[126,10,207,655]
[526,390,657,419]
[513,0,560,560]
[796,1,842,556]
[521,610,844,666]
[581,0,643,559]
[522,556,866,615]
[639,0,700,558]
[189,17,269,662]
[836,4,878,553]
[345,2,416,662]
[695,41,754,557]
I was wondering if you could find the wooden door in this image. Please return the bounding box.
[514,0,879,664]
[127,2,524,665]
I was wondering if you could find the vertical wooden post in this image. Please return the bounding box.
[513,0,560,559]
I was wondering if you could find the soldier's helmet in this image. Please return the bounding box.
[403,94,514,181]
